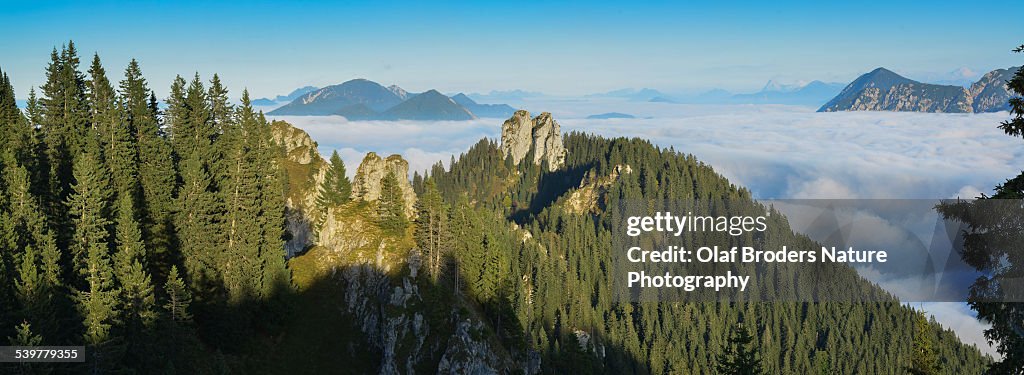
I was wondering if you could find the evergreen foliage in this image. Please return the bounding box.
[936,44,1024,374]
[0,40,1004,374]
[717,324,763,375]
[314,150,351,230]
[377,170,407,233]
[907,313,941,375]
[0,42,293,372]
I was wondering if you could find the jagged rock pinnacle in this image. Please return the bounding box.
[499,110,566,170]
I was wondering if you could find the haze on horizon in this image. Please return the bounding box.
[1,0,1022,100]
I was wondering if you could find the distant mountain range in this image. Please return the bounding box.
[467,89,543,102]
[253,86,319,106]
[731,80,845,106]
[587,81,843,106]
[819,67,1019,113]
[267,79,516,120]
[586,112,636,119]
[451,93,516,118]
[588,88,676,102]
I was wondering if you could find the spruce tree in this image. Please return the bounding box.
[68,135,119,348]
[89,54,139,203]
[0,69,32,166]
[717,323,763,375]
[207,74,233,179]
[164,75,186,130]
[5,322,47,375]
[66,136,112,276]
[173,73,213,165]
[40,42,91,250]
[414,178,449,279]
[319,151,352,206]
[122,60,176,279]
[76,215,118,346]
[175,153,223,300]
[163,265,192,323]
[8,321,42,346]
[220,90,263,304]
[112,195,156,342]
[315,150,351,229]
[207,74,232,135]
[5,153,63,342]
[378,170,407,233]
[251,107,289,300]
[86,53,117,137]
[907,313,941,375]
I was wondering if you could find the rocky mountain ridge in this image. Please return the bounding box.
[268,79,516,120]
[819,66,1019,113]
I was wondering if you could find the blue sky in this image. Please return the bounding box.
[0,0,1021,99]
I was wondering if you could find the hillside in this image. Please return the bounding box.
[270,111,991,374]
[819,67,1019,112]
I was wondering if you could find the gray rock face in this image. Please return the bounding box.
[338,257,428,375]
[499,110,566,171]
[352,152,417,217]
[336,250,514,375]
[271,121,328,257]
[436,320,500,375]
[820,66,1021,113]
[969,67,1018,112]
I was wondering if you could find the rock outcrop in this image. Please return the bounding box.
[352,152,417,217]
[969,66,1018,112]
[500,110,566,170]
[276,120,522,374]
[564,164,632,214]
[270,120,329,257]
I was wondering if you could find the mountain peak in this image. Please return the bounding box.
[816,66,1005,113]
[379,88,476,121]
[268,78,404,115]
[386,84,410,100]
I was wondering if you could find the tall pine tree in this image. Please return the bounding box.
[314,150,351,230]
[88,54,139,205]
[67,135,112,277]
[717,323,763,375]
[378,170,407,233]
[112,195,156,343]
[121,60,176,280]
[175,153,223,301]
[40,41,91,251]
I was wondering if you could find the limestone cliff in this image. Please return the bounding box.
[271,120,329,257]
[352,152,417,218]
[564,164,633,215]
[500,110,566,170]
[276,120,520,374]
[969,66,1018,112]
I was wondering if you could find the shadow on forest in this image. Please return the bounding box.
[247,253,651,374]
[510,162,594,224]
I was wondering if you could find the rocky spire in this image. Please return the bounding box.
[499,110,566,170]
[352,152,417,217]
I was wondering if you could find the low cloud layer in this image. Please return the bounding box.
[269,103,1020,357]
